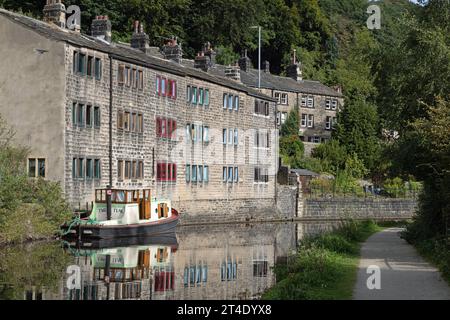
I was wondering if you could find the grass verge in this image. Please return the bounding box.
[262,220,382,300]
[404,236,450,285]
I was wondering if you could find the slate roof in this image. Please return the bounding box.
[0,8,275,102]
[182,58,342,98]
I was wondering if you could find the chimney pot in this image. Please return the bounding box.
[162,37,183,63]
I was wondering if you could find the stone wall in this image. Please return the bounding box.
[302,198,417,220]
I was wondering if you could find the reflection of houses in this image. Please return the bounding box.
[65,244,176,300]
[173,224,291,300]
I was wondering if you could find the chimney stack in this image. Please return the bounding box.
[194,51,209,72]
[238,49,252,72]
[203,42,216,67]
[162,37,183,63]
[286,49,302,82]
[193,43,216,72]
[225,64,241,82]
[43,0,66,28]
[262,60,270,73]
[131,21,151,54]
[91,15,112,43]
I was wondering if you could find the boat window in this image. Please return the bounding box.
[116,191,125,203]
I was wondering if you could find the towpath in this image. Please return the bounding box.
[353,228,450,300]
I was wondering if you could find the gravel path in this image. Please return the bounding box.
[353,228,450,300]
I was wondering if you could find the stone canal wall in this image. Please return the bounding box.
[301,197,417,220]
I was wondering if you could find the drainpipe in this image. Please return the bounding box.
[106,55,113,220]
[273,91,278,209]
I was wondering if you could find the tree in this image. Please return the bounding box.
[335,96,381,173]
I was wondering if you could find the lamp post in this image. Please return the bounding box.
[251,26,261,89]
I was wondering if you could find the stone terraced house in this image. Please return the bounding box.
[0,2,278,222]
[181,50,344,156]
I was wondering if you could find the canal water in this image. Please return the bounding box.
[0,221,341,300]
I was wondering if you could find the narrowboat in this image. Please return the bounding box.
[62,189,179,239]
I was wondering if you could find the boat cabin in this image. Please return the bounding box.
[92,189,173,224]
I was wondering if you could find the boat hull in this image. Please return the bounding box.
[62,214,179,240]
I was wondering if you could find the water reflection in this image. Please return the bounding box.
[0,221,342,300]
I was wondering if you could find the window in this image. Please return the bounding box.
[198,165,203,182]
[301,114,307,127]
[326,116,332,130]
[87,56,93,77]
[77,158,84,179]
[234,129,238,145]
[156,75,161,94]
[117,111,124,130]
[307,136,321,144]
[301,95,307,107]
[228,128,233,145]
[27,158,45,178]
[228,167,233,182]
[124,112,130,131]
[204,89,210,106]
[274,92,281,104]
[28,159,36,178]
[94,160,101,179]
[157,162,177,182]
[86,105,92,127]
[118,160,123,180]
[307,96,314,108]
[138,70,143,89]
[86,159,93,179]
[157,117,176,139]
[234,167,239,182]
[332,117,337,129]
[281,93,288,105]
[125,66,131,87]
[254,167,269,183]
[325,99,331,110]
[137,114,143,133]
[118,65,125,85]
[222,129,227,145]
[94,107,100,128]
[228,95,233,110]
[199,88,204,105]
[223,167,227,182]
[253,261,268,277]
[203,126,209,143]
[254,99,270,116]
[125,161,132,179]
[307,115,314,128]
[192,87,197,104]
[78,53,86,75]
[234,96,239,111]
[203,166,209,182]
[186,86,191,103]
[169,80,177,99]
[223,94,228,109]
[185,165,190,182]
[192,165,197,182]
[331,99,338,110]
[95,58,102,80]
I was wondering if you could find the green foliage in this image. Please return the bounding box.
[262,220,381,300]
[279,135,304,167]
[335,96,380,173]
[215,44,240,66]
[0,242,72,299]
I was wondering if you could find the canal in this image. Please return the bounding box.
[0,221,342,300]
